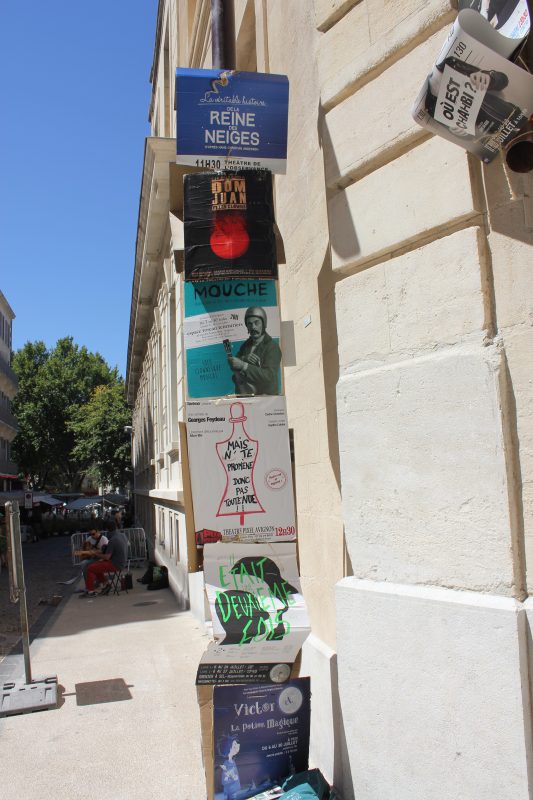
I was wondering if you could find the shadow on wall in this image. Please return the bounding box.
[319,649,355,800]
[136,405,155,548]
[500,348,527,599]
[317,100,361,267]
[481,154,532,601]
[483,158,533,245]
[328,651,355,800]
[317,249,341,495]
[521,607,533,791]
[315,101,355,496]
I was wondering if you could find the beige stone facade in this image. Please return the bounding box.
[0,291,18,490]
[126,2,533,797]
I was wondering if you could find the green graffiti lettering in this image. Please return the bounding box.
[255,586,274,612]
[216,591,231,623]
[239,617,255,644]
[270,580,296,606]
[253,615,271,642]
[219,565,228,588]
[251,557,267,582]
[229,594,243,619]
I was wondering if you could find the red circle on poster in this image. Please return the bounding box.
[210,215,250,259]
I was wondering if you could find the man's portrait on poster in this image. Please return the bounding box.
[226,305,281,396]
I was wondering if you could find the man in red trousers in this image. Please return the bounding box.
[80,521,128,597]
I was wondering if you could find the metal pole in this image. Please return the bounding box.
[6,501,32,684]
[211,0,236,70]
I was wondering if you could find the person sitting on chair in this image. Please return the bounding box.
[80,521,128,597]
[77,528,109,583]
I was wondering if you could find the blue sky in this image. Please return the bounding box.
[0,1,158,378]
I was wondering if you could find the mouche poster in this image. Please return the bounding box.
[184,279,282,399]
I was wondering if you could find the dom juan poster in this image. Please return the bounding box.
[184,279,282,399]
[212,679,311,800]
[186,398,296,544]
[197,543,310,685]
[183,171,277,282]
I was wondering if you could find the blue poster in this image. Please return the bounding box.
[213,679,311,800]
[176,69,289,173]
[184,279,282,399]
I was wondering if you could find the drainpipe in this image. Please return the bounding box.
[504,115,533,173]
[211,0,236,70]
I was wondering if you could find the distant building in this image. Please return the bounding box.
[0,291,18,490]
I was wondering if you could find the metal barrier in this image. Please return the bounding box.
[71,528,147,566]
[71,531,90,564]
[124,528,148,565]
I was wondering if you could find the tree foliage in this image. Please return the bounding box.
[69,382,132,489]
[11,337,131,491]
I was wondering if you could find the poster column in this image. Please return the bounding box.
[177,66,313,800]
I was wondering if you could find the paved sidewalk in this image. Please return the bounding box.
[0,573,209,800]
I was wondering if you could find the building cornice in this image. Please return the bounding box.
[148,0,165,123]
[0,291,15,320]
[126,137,199,406]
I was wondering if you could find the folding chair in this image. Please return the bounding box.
[107,569,124,595]
[104,561,130,595]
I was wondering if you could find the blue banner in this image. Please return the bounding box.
[176,69,289,173]
[213,679,310,800]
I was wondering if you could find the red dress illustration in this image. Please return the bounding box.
[216,402,265,526]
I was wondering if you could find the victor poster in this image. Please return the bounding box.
[196,543,309,685]
[183,171,277,282]
[186,398,296,543]
[212,679,311,800]
[184,279,282,399]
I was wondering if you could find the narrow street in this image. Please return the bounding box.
[0,533,80,661]
[0,546,208,800]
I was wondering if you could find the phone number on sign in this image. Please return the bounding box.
[275,525,296,537]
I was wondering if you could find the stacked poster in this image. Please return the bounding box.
[457,0,530,42]
[184,279,282,398]
[184,171,277,282]
[197,543,310,685]
[177,64,306,800]
[187,398,296,544]
[175,68,289,173]
[412,7,533,163]
[212,679,311,800]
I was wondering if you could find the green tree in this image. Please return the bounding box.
[11,337,122,490]
[10,340,51,487]
[69,382,132,490]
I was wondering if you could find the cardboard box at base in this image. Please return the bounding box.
[197,655,302,800]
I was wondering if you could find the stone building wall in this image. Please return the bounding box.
[127,2,533,797]
[313,1,533,797]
